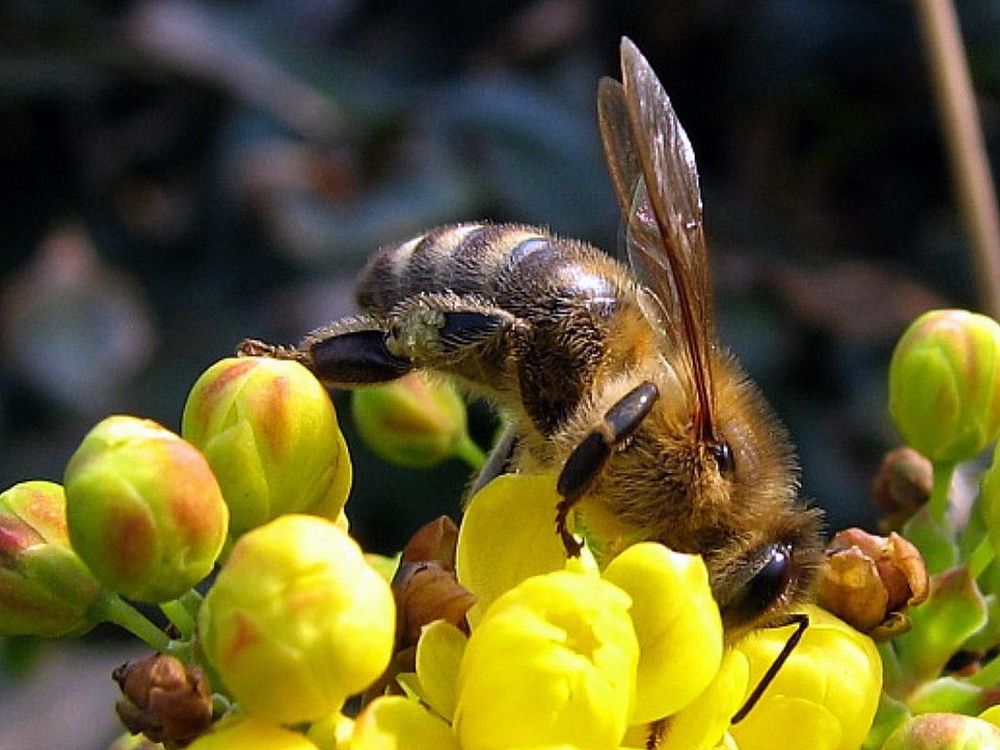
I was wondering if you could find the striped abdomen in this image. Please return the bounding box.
[355,222,655,435]
[356,223,632,322]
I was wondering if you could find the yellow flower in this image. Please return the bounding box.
[729,605,881,750]
[603,542,724,723]
[182,357,352,538]
[454,569,638,750]
[456,474,569,625]
[199,515,395,724]
[187,715,318,750]
[307,712,355,750]
[351,696,459,750]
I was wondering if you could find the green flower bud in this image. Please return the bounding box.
[64,416,228,603]
[888,309,1000,463]
[198,514,395,725]
[182,357,351,538]
[0,481,103,637]
[352,372,481,468]
[882,713,1000,750]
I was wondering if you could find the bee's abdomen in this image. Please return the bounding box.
[355,222,626,319]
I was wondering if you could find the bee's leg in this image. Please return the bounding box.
[468,425,519,497]
[555,381,659,556]
[381,293,520,367]
[240,314,413,387]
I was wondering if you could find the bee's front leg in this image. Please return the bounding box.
[555,380,659,556]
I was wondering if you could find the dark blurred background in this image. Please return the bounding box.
[0,1,997,746]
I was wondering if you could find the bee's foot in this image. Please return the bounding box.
[237,338,300,360]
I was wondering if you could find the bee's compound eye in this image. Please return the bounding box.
[711,440,736,476]
[746,543,792,611]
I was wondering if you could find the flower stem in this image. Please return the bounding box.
[160,599,196,640]
[928,461,956,528]
[968,536,996,580]
[968,650,1000,688]
[93,593,170,652]
[454,433,487,471]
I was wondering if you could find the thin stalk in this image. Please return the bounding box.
[968,536,996,580]
[913,0,1000,318]
[454,433,487,471]
[92,593,170,652]
[968,649,1000,688]
[928,461,956,528]
[160,600,196,640]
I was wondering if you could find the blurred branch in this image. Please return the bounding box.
[913,0,1000,318]
[126,0,346,142]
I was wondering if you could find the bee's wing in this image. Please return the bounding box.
[598,37,717,443]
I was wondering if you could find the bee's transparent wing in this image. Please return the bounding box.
[597,38,717,443]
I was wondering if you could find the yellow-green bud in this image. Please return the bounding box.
[352,372,478,468]
[888,309,1000,463]
[182,357,351,538]
[64,416,228,603]
[187,715,319,750]
[882,713,1000,750]
[351,696,460,750]
[454,569,638,750]
[198,514,395,724]
[0,481,103,637]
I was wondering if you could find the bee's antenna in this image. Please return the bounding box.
[731,612,809,724]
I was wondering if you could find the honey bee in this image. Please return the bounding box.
[241,37,823,721]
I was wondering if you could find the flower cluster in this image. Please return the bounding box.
[17,306,1000,748]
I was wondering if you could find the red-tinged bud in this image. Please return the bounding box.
[0,481,103,637]
[882,712,1000,749]
[113,653,213,745]
[64,416,228,603]
[182,357,352,538]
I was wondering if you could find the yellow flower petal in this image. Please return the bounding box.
[456,474,567,626]
[603,543,724,722]
[730,605,880,750]
[661,649,750,750]
[188,715,318,750]
[455,570,637,750]
[307,712,355,750]
[415,619,468,722]
[351,696,459,750]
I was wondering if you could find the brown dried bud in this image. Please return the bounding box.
[873,447,933,531]
[113,653,213,746]
[816,528,929,640]
[401,515,459,567]
[392,560,476,648]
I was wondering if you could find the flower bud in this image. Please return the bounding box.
[352,695,460,750]
[187,716,319,750]
[113,653,213,745]
[816,528,929,639]
[888,309,1000,463]
[454,569,638,750]
[198,514,395,724]
[882,713,1000,750]
[873,447,933,531]
[64,416,228,603]
[729,605,881,750]
[352,372,479,468]
[0,481,103,637]
[182,357,351,538]
[392,561,475,649]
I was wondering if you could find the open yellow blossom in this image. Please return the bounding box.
[603,542,723,722]
[456,474,568,625]
[729,605,880,750]
[454,569,638,750]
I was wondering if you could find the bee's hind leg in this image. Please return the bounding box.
[239,314,414,387]
[555,381,659,556]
